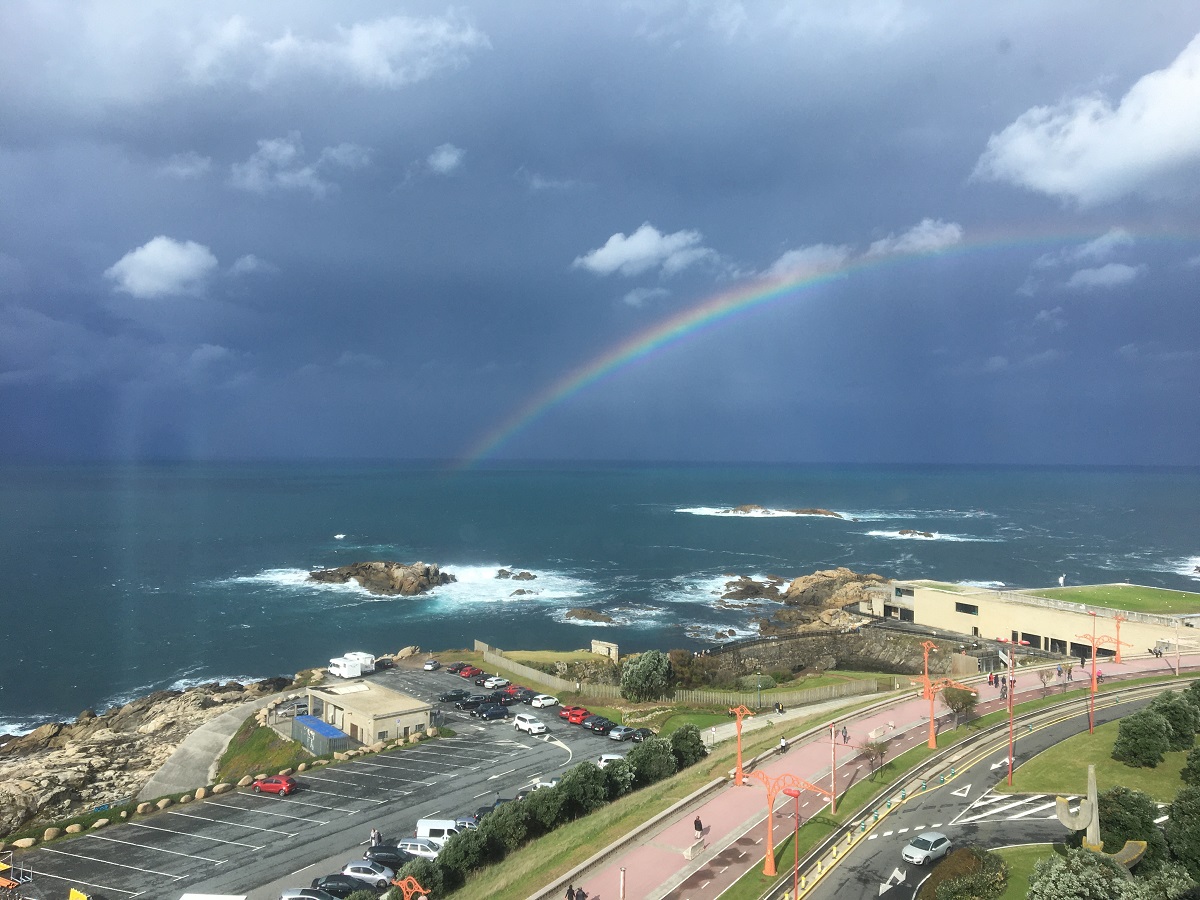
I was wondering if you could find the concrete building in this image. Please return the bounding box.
[306,680,431,745]
[859,581,1199,662]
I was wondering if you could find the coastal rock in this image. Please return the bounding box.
[510,589,536,596]
[898,529,934,539]
[497,568,536,580]
[13,837,36,849]
[565,608,614,624]
[212,783,232,794]
[720,575,786,602]
[307,560,455,596]
[725,504,842,518]
[137,802,153,814]
[43,827,61,841]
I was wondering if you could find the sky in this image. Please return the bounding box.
[2,1,1199,466]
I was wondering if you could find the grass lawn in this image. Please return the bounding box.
[1000,719,1196,801]
[507,649,603,665]
[660,712,731,735]
[1026,583,1200,615]
[215,716,315,783]
[994,844,1064,900]
[912,581,971,592]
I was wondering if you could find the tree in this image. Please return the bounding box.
[478,798,530,854]
[1026,847,1132,900]
[625,736,678,786]
[1182,747,1200,787]
[942,687,978,727]
[621,650,674,702]
[1040,670,1056,697]
[1097,785,1168,868]
[1119,862,1197,900]
[558,762,608,818]
[1167,785,1200,881]
[862,739,891,776]
[603,757,635,800]
[1112,710,1172,768]
[1151,692,1200,752]
[523,784,566,832]
[396,857,444,898]
[436,826,489,886]
[347,892,379,900]
[934,847,1008,900]
[670,724,708,769]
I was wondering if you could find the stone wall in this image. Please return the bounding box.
[708,629,959,679]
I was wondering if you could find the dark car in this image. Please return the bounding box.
[474,797,512,819]
[580,715,607,730]
[515,689,538,703]
[439,688,470,703]
[456,695,488,710]
[631,727,656,742]
[446,662,467,673]
[311,874,364,898]
[472,702,501,717]
[474,674,491,686]
[495,694,519,706]
[590,718,615,735]
[373,657,395,669]
[480,705,510,720]
[364,846,413,870]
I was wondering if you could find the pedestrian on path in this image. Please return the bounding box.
[565,884,575,900]
[370,827,382,846]
[694,815,704,841]
[1056,664,1063,678]
[841,726,849,744]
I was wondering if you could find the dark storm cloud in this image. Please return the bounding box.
[1,1,1199,463]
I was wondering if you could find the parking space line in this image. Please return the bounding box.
[298,773,413,795]
[24,867,142,896]
[203,799,329,824]
[297,786,387,804]
[128,821,264,849]
[38,846,185,879]
[254,793,357,813]
[167,809,297,836]
[86,832,226,864]
[332,765,434,786]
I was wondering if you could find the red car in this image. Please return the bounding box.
[460,665,483,678]
[252,775,297,796]
[559,705,584,720]
[567,708,592,725]
[503,684,524,696]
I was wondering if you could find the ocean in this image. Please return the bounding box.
[1,462,1197,734]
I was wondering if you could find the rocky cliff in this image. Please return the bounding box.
[0,677,291,839]
[714,567,886,634]
[308,561,455,595]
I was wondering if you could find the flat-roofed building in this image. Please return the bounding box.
[306,680,431,745]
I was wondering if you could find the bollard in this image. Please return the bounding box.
[846,834,852,847]
[801,875,807,889]
[901,788,906,800]
[833,845,838,858]
[886,799,891,809]
[950,767,956,776]
[873,810,879,821]
[860,822,866,832]
[940,774,945,784]
[922,779,927,790]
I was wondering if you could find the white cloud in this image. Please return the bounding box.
[1034,228,1135,269]
[622,287,670,308]
[230,132,369,197]
[866,218,963,256]
[228,254,275,276]
[573,223,716,277]
[1065,262,1145,290]
[766,243,852,278]
[189,14,489,89]
[1033,307,1067,331]
[516,168,580,191]
[973,32,1200,205]
[427,143,464,175]
[158,151,212,180]
[104,236,218,298]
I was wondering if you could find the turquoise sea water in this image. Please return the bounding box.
[2,462,1197,733]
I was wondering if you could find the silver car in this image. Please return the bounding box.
[608,725,636,741]
[280,890,336,900]
[901,831,951,865]
[341,859,394,888]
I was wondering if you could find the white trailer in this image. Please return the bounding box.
[345,651,376,673]
[327,656,363,678]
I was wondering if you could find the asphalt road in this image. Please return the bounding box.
[803,689,1156,900]
[13,666,626,900]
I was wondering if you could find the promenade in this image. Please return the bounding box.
[564,651,1197,900]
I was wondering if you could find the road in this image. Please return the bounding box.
[12,665,623,900]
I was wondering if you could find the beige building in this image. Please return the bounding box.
[306,680,431,745]
[859,581,1199,661]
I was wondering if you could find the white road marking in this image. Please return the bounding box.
[38,846,185,880]
[960,796,1045,824]
[25,868,142,896]
[488,768,518,780]
[166,809,297,835]
[290,863,316,876]
[128,821,263,849]
[86,832,226,864]
[203,799,329,825]
[1010,800,1058,819]
[293,786,386,804]
[868,834,878,840]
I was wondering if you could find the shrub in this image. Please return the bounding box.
[1182,747,1200,787]
[478,799,530,854]
[346,892,379,900]
[621,650,674,702]
[437,826,490,885]
[1112,710,1172,768]
[524,784,566,831]
[1026,847,1129,900]
[738,673,776,692]
[558,762,608,817]
[1167,785,1200,881]
[1098,785,1168,868]
[669,724,708,769]
[603,758,635,800]
[396,857,444,897]
[1151,692,1200,751]
[626,736,678,786]
[933,848,1008,900]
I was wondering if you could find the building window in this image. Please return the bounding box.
[895,587,915,598]
[955,602,979,615]
[377,731,389,741]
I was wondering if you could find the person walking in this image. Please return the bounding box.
[565,885,576,900]
[841,725,849,744]
[694,815,704,841]
[1056,664,1063,678]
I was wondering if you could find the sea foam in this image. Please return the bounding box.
[865,530,998,543]
[676,506,847,518]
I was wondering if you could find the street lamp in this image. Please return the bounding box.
[997,637,1029,786]
[782,787,801,900]
[756,670,762,710]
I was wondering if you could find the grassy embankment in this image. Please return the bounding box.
[1028,583,1200,615]
[215,717,320,783]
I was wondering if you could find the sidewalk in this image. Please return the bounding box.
[568,652,1196,900]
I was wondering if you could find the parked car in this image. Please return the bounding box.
[276,701,309,718]
[446,662,467,673]
[902,831,951,865]
[253,775,297,796]
[439,688,470,702]
[341,859,394,889]
[480,705,510,720]
[580,714,608,730]
[456,695,487,710]
[566,707,591,724]
[280,890,336,900]
[590,718,616,735]
[310,874,365,898]
[495,694,519,706]
[460,665,483,678]
[608,725,636,741]
[474,797,512,819]
[597,754,624,769]
[631,727,656,742]
[373,657,395,669]
[395,837,441,860]
[482,676,509,688]
[531,694,559,708]
[503,683,524,695]
[423,659,441,670]
[559,705,583,719]
[472,702,501,717]
[514,713,547,734]
[455,815,479,829]
[364,846,412,870]
[516,778,559,800]
[515,688,538,703]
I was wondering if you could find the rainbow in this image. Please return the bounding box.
[457,224,1188,467]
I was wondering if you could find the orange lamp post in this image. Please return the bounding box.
[997,637,1029,785]
[749,772,832,877]
[729,705,754,786]
[782,787,801,899]
[1075,612,1118,734]
[911,640,976,749]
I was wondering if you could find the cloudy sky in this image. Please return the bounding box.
[2,1,1199,465]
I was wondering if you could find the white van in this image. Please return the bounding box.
[327,656,362,678]
[345,651,376,673]
[513,713,547,735]
[415,818,462,847]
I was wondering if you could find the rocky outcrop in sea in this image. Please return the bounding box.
[307,560,455,595]
[709,567,886,635]
[0,677,293,839]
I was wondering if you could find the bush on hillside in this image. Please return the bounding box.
[524,783,566,830]
[1182,747,1200,787]
[1151,692,1200,751]
[346,892,378,900]
[396,857,444,897]
[932,846,1008,900]
[670,724,708,768]
[1167,785,1200,881]
[626,736,678,786]
[621,650,674,701]
[1112,710,1172,768]
[558,761,608,817]
[437,826,489,886]
[478,799,530,854]
[603,758,635,800]
[1097,785,1168,868]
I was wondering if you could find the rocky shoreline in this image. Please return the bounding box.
[307,560,455,595]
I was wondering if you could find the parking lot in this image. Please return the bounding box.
[14,665,628,899]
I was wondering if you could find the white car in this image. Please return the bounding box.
[341,859,394,889]
[514,713,547,734]
[483,676,510,689]
[531,694,559,708]
[396,837,440,859]
[597,753,624,769]
[901,831,951,865]
[423,659,441,670]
